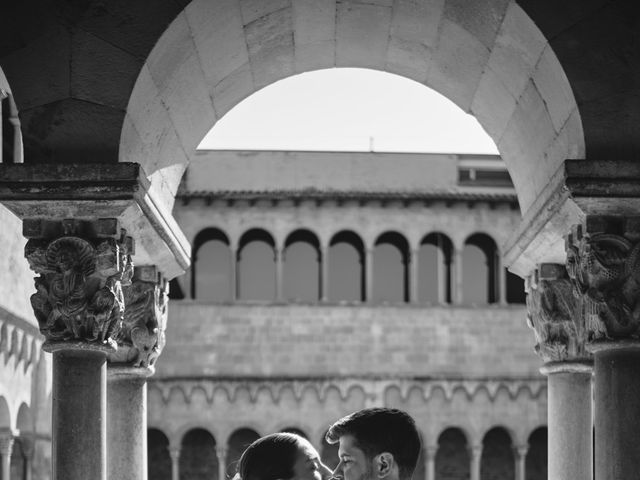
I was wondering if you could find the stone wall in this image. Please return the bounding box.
[157,303,537,378]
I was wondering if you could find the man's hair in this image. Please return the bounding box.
[326,408,421,480]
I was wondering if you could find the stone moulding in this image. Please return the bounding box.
[148,378,547,406]
[25,219,133,348]
[566,217,640,342]
[108,265,168,368]
[0,162,190,278]
[525,263,589,363]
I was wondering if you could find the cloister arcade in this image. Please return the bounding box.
[0,1,639,480]
[189,226,525,305]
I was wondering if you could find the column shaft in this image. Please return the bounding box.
[594,346,640,480]
[0,436,13,480]
[409,249,419,303]
[107,374,148,480]
[321,245,329,302]
[469,445,481,480]
[275,248,284,301]
[169,449,180,480]
[230,250,237,301]
[216,448,227,480]
[546,369,592,480]
[454,248,463,304]
[424,447,436,480]
[514,446,528,480]
[52,349,107,480]
[498,257,507,306]
[365,249,373,302]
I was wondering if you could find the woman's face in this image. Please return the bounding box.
[291,440,333,480]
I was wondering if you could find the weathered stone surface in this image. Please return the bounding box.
[566,217,640,342]
[525,263,587,363]
[109,266,168,368]
[240,0,290,25]
[443,0,510,51]
[24,219,132,347]
[211,62,255,119]
[390,0,444,49]
[470,67,517,141]
[336,1,392,69]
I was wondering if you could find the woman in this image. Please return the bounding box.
[235,432,334,480]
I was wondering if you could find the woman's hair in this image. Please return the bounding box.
[236,432,305,480]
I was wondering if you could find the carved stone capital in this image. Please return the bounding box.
[108,266,168,368]
[24,219,133,350]
[566,217,640,343]
[526,263,589,363]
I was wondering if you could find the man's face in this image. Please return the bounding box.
[334,435,374,480]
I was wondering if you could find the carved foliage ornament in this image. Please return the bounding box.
[26,228,133,347]
[526,264,587,363]
[109,266,168,368]
[566,227,640,341]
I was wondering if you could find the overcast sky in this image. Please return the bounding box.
[198,68,499,154]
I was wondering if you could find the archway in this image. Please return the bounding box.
[419,233,453,304]
[147,428,171,480]
[328,230,365,302]
[192,228,232,301]
[179,428,218,480]
[435,427,470,480]
[237,229,277,301]
[373,231,409,303]
[122,0,584,222]
[227,428,261,477]
[283,229,321,302]
[480,427,515,480]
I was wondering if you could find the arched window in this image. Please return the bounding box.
[283,230,320,302]
[435,428,470,480]
[192,228,232,301]
[147,428,171,480]
[480,427,514,480]
[419,233,453,304]
[180,428,218,480]
[373,232,409,303]
[238,229,276,301]
[328,231,365,302]
[227,428,261,477]
[463,234,499,304]
[526,427,547,480]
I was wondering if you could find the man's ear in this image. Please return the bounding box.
[374,453,396,479]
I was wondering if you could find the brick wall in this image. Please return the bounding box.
[158,302,539,378]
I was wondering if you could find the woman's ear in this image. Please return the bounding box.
[374,453,395,479]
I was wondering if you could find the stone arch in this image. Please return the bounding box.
[237,228,277,301]
[0,396,10,429]
[480,426,515,480]
[328,230,365,302]
[226,427,261,477]
[435,427,470,480]
[122,0,584,220]
[419,232,454,304]
[526,426,547,480]
[148,427,172,480]
[16,402,32,432]
[180,427,218,480]
[191,227,232,300]
[283,228,321,302]
[462,232,499,304]
[373,231,410,303]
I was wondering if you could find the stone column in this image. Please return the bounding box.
[321,243,329,302]
[9,100,22,163]
[169,447,180,480]
[513,444,528,480]
[498,255,507,306]
[21,434,35,480]
[275,247,284,301]
[22,219,133,480]
[453,248,463,304]
[0,430,14,480]
[469,444,482,480]
[409,249,419,303]
[230,245,237,301]
[424,445,436,480]
[526,263,592,480]
[365,248,373,302]
[216,446,227,480]
[107,265,168,480]
[565,217,640,480]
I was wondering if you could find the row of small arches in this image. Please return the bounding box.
[190,227,525,304]
[0,397,34,480]
[148,424,547,480]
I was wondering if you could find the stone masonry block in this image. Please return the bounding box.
[185,0,249,88]
[241,0,290,25]
[427,19,489,112]
[443,0,510,50]
[470,66,517,141]
[293,0,336,45]
[390,0,444,48]
[294,41,335,73]
[386,37,431,83]
[211,63,255,119]
[488,2,546,99]
[335,1,393,69]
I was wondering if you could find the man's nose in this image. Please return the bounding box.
[330,463,344,479]
[319,462,333,478]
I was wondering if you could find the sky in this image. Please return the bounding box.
[198,68,499,154]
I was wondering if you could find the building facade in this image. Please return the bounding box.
[147,151,547,480]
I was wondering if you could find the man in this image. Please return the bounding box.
[325,408,422,480]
